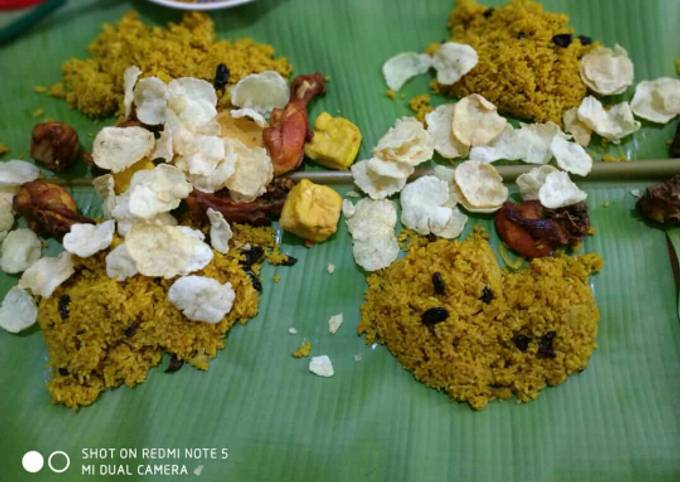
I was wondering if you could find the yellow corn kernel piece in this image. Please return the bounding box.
[304,112,362,170]
[113,158,155,194]
[279,179,342,243]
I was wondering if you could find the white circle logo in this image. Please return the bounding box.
[21,450,44,473]
[48,451,71,473]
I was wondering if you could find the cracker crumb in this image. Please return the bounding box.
[309,355,334,377]
[327,263,335,274]
[328,313,343,334]
[288,327,297,335]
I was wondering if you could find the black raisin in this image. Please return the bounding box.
[432,272,446,295]
[214,63,230,90]
[513,334,531,352]
[165,354,184,374]
[483,7,494,18]
[552,33,573,48]
[58,295,70,320]
[537,331,557,358]
[578,35,593,45]
[421,307,449,326]
[246,269,262,292]
[479,287,494,304]
[240,246,264,267]
[124,323,139,338]
[280,255,298,266]
[58,367,69,376]
[516,31,526,40]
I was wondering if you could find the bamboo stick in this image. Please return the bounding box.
[44,158,680,187]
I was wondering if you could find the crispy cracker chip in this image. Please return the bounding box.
[230,108,268,128]
[538,171,587,209]
[230,71,289,116]
[167,275,235,324]
[516,165,559,201]
[0,160,40,187]
[92,126,156,173]
[224,139,273,202]
[631,77,680,124]
[168,77,218,128]
[351,159,407,200]
[383,52,433,91]
[580,45,634,96]
[19,252,74,298]
[63,221,115,258]
[207,208,232,254]
[432,42,478,86]
[426,104,469,159]
[0,286,37,333]
[372,117,434,166]
[127,164,192,219]
[550,135,593,176]
[123,65,142,119]
[562,107,592,147]
[452,94,507,147]
[134,76,169,125]
[343,198,398,271]
[105,242,138,281]
[577,96,640,143]
[0,228,41,274]
[454,160,508,211]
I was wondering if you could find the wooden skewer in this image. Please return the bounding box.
[45,158,680,187]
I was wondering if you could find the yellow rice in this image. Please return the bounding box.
[408,94,433,123]
[432,0,593,123]
[52,12,292,118]
[38,227,274,408]
[358,229,602,410]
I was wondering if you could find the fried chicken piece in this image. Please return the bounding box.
[13,180,93,237]
[263,73,326,176]
[637,174,680,225]
[186,178,295,226]
[495,201,590,258]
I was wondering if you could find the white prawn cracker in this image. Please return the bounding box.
[92,174,116,218]
[167,275,235,324]
[426,104,468,160]
[538,171,588,209]
[230,71,290,116]
[134,76,169,125]
[128,164,193,219]
[63,221,115,258]
[516,165,559,201]
[630,78,680,124]
[343,198,399,272]
[351,159,407,200]
[577,96,640,143]
[0,228,42,274]
[167,77,218,128]
[225,139,273,202]
[400,176,467,239]
[105,242,138,281]
[0,160,40,187]
[92,126,155,173]
[19,252,75,298]
[124,224,213,279]
[0,286,37,334]
[562,107,592,147]
[454,160,508,212]
[432,42,478,86]
[230,108,268,128]
[383,52,433,91]
[123,65,142,119]
[328,313,344,334]
[452,94,507,147]
[579,45,634,96]
[550,136,593,176]
[207,208,232,254]
[372,117,434,167]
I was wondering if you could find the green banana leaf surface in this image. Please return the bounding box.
[0,0,679,481]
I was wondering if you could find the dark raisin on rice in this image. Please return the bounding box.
[513,334,531,352]
[483,7,494,18]
[58,295,70,320]
[240,245,265,267]
[165,354,184,374]
[279,255,298,266]
[537,331,557,358]
[214,63,230,90]
[124,322,139,338]
[245,269,262,292]
[578,35,593,45]
[479,287,494,304]
[421,307,449,326]
[58,367,69,376]
[552,33,573,48]
[432,272,446,295]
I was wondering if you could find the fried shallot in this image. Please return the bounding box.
[636,174,680,225]
[13,180,93,237]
